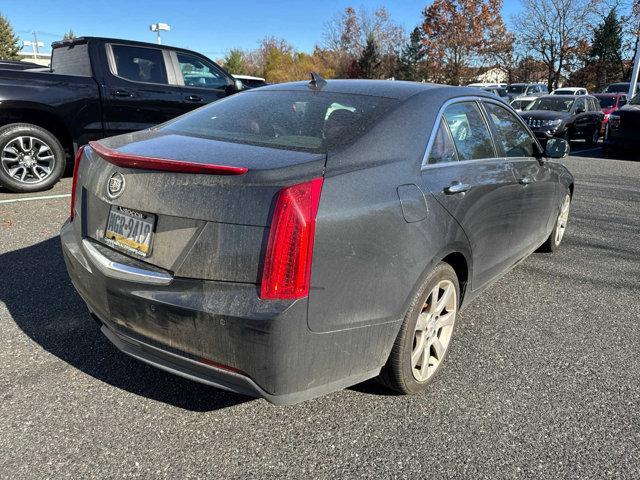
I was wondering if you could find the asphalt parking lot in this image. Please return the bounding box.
[1,145,639,479]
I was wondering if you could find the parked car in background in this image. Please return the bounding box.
[467,82,507,88]
[506,83,548,100]
[0,36,242,192]
[593,93,627,133]
[603,95,640,156]
[62,79,573,405]
[233,74,267,89]
[510,95,537,112]
[551,87,588,96]
[481,86,508,98]
[602,82,640,95]
[519,95,604,147]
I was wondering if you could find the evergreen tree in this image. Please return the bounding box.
[589,9,623,89]
[358,34,381,79]
[0,14,20,60]
[223,49,247,75]
[398,27,424,81]
[63,30,76,41]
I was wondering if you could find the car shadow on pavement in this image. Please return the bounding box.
[1,236,251,412]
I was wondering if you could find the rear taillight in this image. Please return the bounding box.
[69,145,85,221]
[260,178,323,300]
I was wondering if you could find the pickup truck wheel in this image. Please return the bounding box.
[0,123,66,193]
[379,263,459,394]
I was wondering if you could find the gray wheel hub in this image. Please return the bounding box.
[1,135,55,184]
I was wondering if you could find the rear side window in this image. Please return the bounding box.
[162,90,398,153]
[443,102,495,160]
[51,43,91,76]
[177,52,228,89]
[427,119,458,164]
[111,45,167,84]
[485,103,536,158]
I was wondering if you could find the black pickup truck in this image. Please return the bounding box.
[0,37,242,192]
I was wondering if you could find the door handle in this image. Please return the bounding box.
[112,89,132,97]
[443,182,471,195]
[185,95,203,102]
[519,176,532,186]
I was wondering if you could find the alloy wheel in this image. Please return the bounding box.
[411,280,457,382]
[555,195,571,246]
[1,136,56,184]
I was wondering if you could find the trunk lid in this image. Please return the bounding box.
[74,130,326,283]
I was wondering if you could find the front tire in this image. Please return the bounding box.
[379,263,459,394]
[0,123,66,193]
[538,192,571,252]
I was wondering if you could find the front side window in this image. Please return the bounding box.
[442,102,495,160]
[111,45,167,84]
[485,103,536,158]
[574,98,586,113]
[177,53,228,89]
[427,119,458,164]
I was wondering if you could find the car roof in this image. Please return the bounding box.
[52,36,210,57]
[512,95,537,101]
[257,79,462,100]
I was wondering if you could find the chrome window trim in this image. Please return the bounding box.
[105,43,172,87]
[421,96,503,170]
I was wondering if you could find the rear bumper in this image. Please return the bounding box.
[60,220,395,404]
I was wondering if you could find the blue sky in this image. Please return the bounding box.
[2,0,523,58]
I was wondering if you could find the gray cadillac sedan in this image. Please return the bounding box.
[61,79,574,404]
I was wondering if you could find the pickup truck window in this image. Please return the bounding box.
[51,44,92,77]
[177,52,227,89]
[111,45,168,84]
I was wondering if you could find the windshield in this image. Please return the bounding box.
[526,97,574,112]
[604,84,628,93]
[594,96,616,108]
[161,90,398,152]
[507,85,526,94]
[554,89,574,95]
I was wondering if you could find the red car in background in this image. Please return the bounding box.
[593,93,628,133]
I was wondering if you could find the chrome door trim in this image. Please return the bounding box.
[82,239,173,285]
[421,95,504,170]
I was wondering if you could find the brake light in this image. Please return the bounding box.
[69,145,85,221]
[260,178,323,300]
[88,141,248,175]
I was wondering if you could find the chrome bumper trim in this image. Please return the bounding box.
[81,239,173,285]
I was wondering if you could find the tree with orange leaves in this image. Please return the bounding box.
[420,0,510,85]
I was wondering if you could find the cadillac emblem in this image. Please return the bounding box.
[107,172,126,199]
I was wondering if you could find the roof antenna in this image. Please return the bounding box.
[309,71,326,89]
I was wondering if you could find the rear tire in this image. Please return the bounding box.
[538,192,571,253]
[379,263,459,394]
[0,123,66,193]
[585,127,599,146]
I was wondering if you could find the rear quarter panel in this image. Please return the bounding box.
[307,92,472,333]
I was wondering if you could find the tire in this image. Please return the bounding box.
[538,192,571,253]
[0,123,66,193]
[585,127,599,146]
[379,262,460,394]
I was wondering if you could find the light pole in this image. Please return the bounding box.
[22,31,44,60]
[629,34,640,100]
[149,23,170,45]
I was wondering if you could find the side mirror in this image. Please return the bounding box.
[544,138,569,159]
[226,79,244,94]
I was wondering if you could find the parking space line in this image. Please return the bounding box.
[0,193,71,204]
[571,147,601,154]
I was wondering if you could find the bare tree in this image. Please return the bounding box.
[513,0,602,90]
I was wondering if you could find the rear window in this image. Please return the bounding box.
[161,90,399,152]
[595,96,616,108]
[51,43,91,76]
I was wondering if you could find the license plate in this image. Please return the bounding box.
[104,206,155,257]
